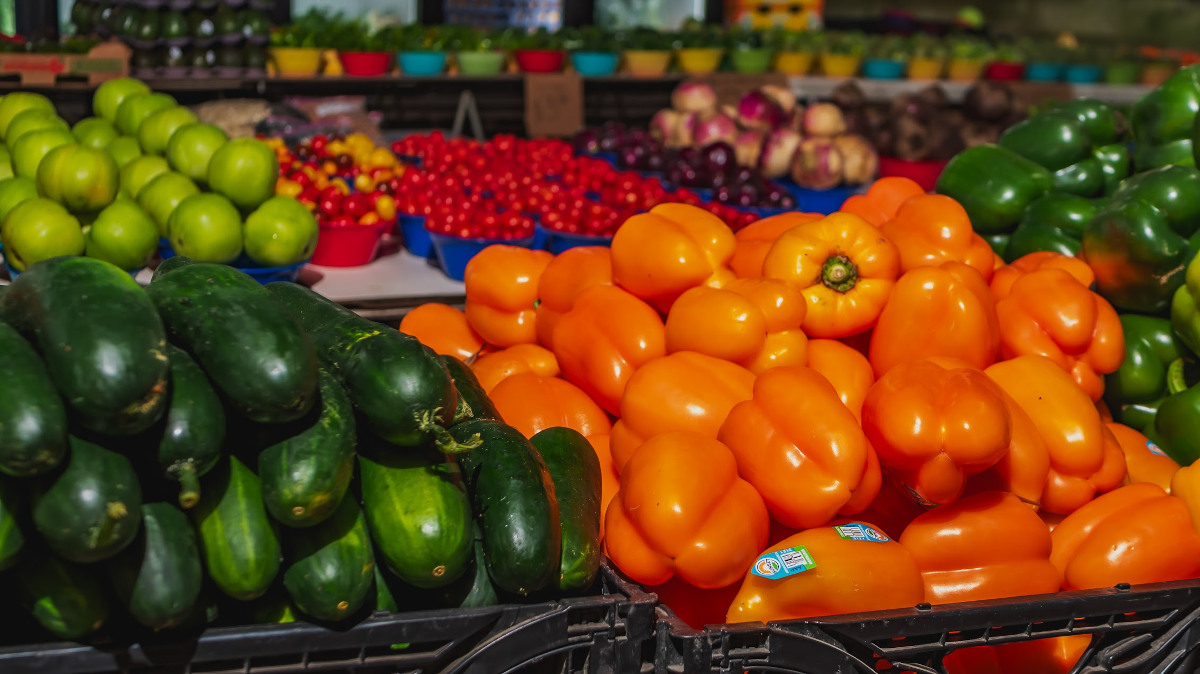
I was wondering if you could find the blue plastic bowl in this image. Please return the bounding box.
[1025,62,1063,81]
[545,228,614,253]
[396,154,423,167]
[571,52,619,76]
[532,224,548,250]
[862,58,906,79]
[159,244,305,284]
[430,233,535,281]
[779,180,860,215]
[1064,64,1103,84]
[158,237,173,259]
[398,51,448,76]
[399,214,432,257]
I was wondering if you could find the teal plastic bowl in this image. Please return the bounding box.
[571,52,619,76]
[862,58,906,79]
[1026,62,1063,81]
[1064,64,1103,83]
[398,51,447,76]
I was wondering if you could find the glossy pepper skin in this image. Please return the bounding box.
[729,212,821,279]
[463,245,553,347]
[1172,250,1200,356]
[488,372,612,440]
[1152,359,1200,467]
[609,352,754,472]
[862,359,1012,507]
[999,112,1094,172]
[610,203,735,313]
[719,366,880,529]
[470,343,559,394]
[1051,157,1105,198]
[1054,99,1124,147]
[839,176,925,227]
[986,356,1127,515]
[806,339,875,422]
[899,491,1061,603]
[869,262,1001,376]
[604,431,769,589]
[991,251,1096,297]
[726,523,925,624]
[1104,315,1189,431]
[1107,422,1178,492]
[1093,144,1132,196]
[552,285,665,416]
[664,286,769,364]
[879,194,996,282]
[1004,192,1098,262]
[967,389,1051,508]
[533,246,612,348]
[1050,483,1200,591]
[1136,138,1196,172]
[726,278,809,373]
[937,145,1054,235]
[1130,64,1200,147]
[398,303,484,361]
[762,212,901,338]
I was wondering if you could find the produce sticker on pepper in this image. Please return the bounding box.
[833,522,890,543]
[751,546,816,580]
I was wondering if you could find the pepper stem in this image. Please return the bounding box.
[1168,358,1189,396]
[418,408,482,454]
[177,463,201,510]
[821,255,858,293]
[91,501,128,549]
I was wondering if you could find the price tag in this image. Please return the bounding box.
[525,72,584,138]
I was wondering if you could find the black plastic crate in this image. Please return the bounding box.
[654,579,1200,674]
[0,564,656,674]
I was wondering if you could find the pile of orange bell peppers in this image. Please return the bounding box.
[397,175,1200,669]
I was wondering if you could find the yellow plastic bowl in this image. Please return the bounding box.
[677,48,724,74]
[908,57,945,80]
[775,52,814,75]
[624,50,673,77]
[820,53,861,77]
[270,47,322,78]
[947,58,986,82]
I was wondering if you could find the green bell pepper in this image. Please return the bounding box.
[1112,165,1200,236]
[1131,63,1200,146]
[984,233,1010,257]
[1104,315,1190,432]
[1052,157,1106,197]
[1093,144,1131,196]
[1005,192,1098,262]
[1053,99,1125,146]
[1082,198,1191,315]
[998,112,1094,172]
[1135,138,1195,172]
[1152,358,1200,466]
[1173,250,1200,355]
[935,145,1054,235]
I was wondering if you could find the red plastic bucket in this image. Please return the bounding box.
[311,221,388,267]
[985,61,1026,81]
[515,50,565,73]
[339,51,393,77]
[878,156,949,192]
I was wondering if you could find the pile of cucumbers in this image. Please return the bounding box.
[0,255,602,643]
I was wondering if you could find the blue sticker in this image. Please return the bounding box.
[751,545,816,580]
[1147,440,1167,457]
[833,522,891,543]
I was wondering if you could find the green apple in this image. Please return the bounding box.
[137,105,198,156]
[1,197,85,271]
[93,77,151,122]
[0,176,38,234]
[120,155,170,199]
[5,109,69,147]
[85,199,158,270]
[166,122,228,184]
[72,117,120,150]
[137,171,199,236]
[114,92,176,137]
[0,146,12,181]
[168,192,243,263]
[36,144,120,213]
[107,136,144,168]
[243,196,318,266]
[0,92,55,141]
[11,128,74,179]
[206,137,278,211]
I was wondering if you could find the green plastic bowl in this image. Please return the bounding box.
[456,51,505,76]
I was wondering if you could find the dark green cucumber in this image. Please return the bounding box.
[32,435,143,563]
[373,563,399,613]
[0,476,23,571]
[259,370,355,528]
[191,455,281,600]
[265,282,470,452]
[108,502,203,630]
[452,420,561,596]
[247,588,297,624]
[0,321,67,476]
[282,497,374,622]
[441,355,501,424]
[0,256,168,436]
[13,547,109,639]
[147,259,317,424]
[158,344,225,509]
[359,443,473,589]
[440,525,499,609]
[530,427,602,592]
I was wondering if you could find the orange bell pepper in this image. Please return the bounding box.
[470,343,559,394]
[986,356,1127,514]
[967,389,1051,508]
[805,339,875,422]
[664,286,768,363]
[552,285,666,416]
[945,637,1091,674]
[994,267,1125,401]
[488,372,612,440]
[587,433,620,539]
[1050,482,1200,590]
[854,479,927,541]
[398,303,484,361]
[899,491,1061,603]
[726,522,925,623]
[605,431,769,589]
[879,194,996,282]
[1108,422,1178,491]
[862,359,1013,507]
[726,278,809,373]
[838,176,926,227]
[610,351,754,472]
[718,366,881,529]
[991,251,1096,299]
[762,212,901,338]
[729,212,822,278]
[463,245,554,347]
[868,262,1001,376]
[533,246,612,347]
[610,203,736,313]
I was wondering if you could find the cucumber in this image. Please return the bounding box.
[0,476,23,571]
[108,502,203,630]
[157,344,225,509]
[359,443,473,589]
[13,547,109,640]
[32,435,143,563]
[0,256,168,436]
[530,428,603,591]
[147,259,318,424]
[439,524,499,609]
[247,587,297,624]
[452,420,561,596]
[441,355,501,424]
[265,282,470,452]
[191,455,281,600]
[282,497,374,623]
[0,321,67,476]
[373,563,398,613]
[259,370,355,528]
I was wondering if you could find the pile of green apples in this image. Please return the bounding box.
[0,77,317,273]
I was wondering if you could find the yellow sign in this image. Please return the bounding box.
[728,1,824,31]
